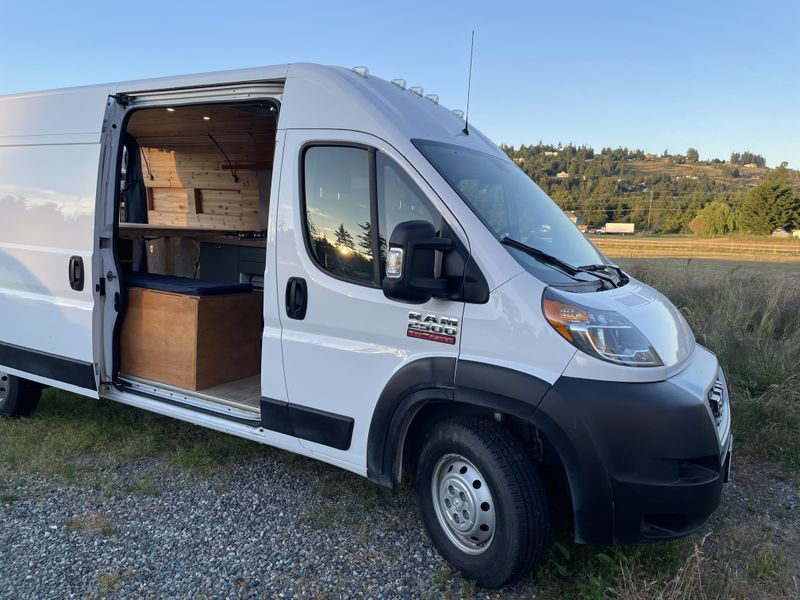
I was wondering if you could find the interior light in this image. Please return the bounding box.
[166,107,175,112]
[391,78,407,89]
[410,86,424,96]
[203,116,211,121]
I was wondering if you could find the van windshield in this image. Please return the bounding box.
[413,139,605,270]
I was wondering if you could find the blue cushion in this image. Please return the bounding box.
[126,272,253,296]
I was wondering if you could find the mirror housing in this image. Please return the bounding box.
[382,221,452,303]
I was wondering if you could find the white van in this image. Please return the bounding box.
[0,64,731,588]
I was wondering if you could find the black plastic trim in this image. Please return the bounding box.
[534,375,729,546]
[366,358,552,487]
[261,398,355,451]
[0,341,97,390]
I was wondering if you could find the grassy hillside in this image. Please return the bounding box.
[503,143,800,233]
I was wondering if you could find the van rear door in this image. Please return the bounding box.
[0,87,111,397]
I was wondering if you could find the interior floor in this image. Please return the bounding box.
[201,375,261,410]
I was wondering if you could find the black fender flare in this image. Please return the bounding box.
[366,357,551,487]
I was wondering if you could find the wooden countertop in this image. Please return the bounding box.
[119,224,266,247]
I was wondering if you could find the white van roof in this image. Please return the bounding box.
[0,63,502,157]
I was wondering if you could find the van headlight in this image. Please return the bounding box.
[542,288,663,367]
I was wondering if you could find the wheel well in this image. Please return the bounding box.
[398,401,573,517]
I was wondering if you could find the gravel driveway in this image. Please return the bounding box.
[1,446,797,599]
[0,449,457,599]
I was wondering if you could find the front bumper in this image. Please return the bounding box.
[533,345,732,546]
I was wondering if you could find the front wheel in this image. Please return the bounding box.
[415,417,550,588]
[0,371,42,418]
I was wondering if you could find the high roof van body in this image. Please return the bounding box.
[0,64,731,587]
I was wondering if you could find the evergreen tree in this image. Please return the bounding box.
[737,172,800,234]
[334,223,356,250]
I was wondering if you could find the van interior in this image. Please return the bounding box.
[115,101,278,418]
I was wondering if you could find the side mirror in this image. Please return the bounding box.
[382,221,453,303]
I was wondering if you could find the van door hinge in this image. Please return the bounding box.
[114,292,120,312]
[97,278,106,297]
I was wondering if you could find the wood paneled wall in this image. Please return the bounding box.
[127,104,276,231]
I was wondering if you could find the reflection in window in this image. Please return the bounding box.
[377,153,438,270]
[303,146,374,283]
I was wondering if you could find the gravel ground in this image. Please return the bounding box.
[0,451,451,599]
[0,447,797,599]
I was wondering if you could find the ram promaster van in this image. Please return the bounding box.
[0,64,731,587]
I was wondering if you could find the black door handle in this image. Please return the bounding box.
[285,277,308,320]
[68,256,84,291]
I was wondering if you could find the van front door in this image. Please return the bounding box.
[275,130,466,469]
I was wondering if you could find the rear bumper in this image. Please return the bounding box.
[533,346,731,546]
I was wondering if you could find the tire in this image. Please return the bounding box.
[414,417,549,588]
[0,371,42,418]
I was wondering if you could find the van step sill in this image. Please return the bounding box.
[118,375,260,423]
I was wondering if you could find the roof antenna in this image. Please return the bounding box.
[463,30,475,136]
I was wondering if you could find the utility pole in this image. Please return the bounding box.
[647,191,654,233]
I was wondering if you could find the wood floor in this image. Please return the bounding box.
[201,375,261,410]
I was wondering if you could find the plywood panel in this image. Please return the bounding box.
[120,287,198,389]
[195,292,263,390]
[120,288,263,391]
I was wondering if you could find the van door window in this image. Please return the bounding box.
[376,152,439,272]
[302,146,375,284]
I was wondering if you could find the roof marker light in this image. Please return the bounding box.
[352,66,369,78]
[410,86,424,96]
[425,94,439,104]
[203,116,211,121]
[391,78,407,89]
[452,109,465,120]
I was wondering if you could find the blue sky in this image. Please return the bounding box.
[1,1,798,167]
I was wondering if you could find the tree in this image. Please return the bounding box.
[334,223,355,250]
[736,172,800,234]
[357,221,387,262]
[688,201,735,236]
[686,148,699,163]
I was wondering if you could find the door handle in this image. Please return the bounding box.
[285,277,308,320]
[68,256,84,291]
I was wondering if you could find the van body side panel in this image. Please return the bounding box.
[0,88,108,394]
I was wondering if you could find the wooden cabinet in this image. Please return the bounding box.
[120,288,263,390]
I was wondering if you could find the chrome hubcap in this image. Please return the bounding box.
[0,371,8,404]
[431,454,496,555]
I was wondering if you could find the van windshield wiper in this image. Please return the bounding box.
[501,237,620,288]
[578,263,629,286]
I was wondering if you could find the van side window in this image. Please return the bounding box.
[377,153,439,269]
[303,146,375,284]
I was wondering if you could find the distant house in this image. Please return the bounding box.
[793,230,800,239]
[544,150,559,156]
[513,157,525,165]
[771,228,791,238]
[645,153,658,160]
[564,210,584,226]
[556,171,569,179]
[743,163,759,168]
